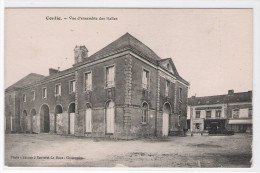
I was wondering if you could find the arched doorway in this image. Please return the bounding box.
[54,105,63,134]
[68,103,75,135]
[30,108,37,133]
[162,103,171,136]
[40,104,50,133]
[85,103,92,133]
[105,100,115,134]
[22,110,29,132]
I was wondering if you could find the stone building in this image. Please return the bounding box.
[5,33,189,139]
[187,90,253,133]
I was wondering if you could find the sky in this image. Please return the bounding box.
[4,9,253,97]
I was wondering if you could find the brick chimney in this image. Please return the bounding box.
[49,68,59,75]
[228,89,234,95]
[74,45,88,64]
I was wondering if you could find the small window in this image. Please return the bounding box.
[167,63,170,70]
[106,66,115,88]
[69,80,76,93]
[31,91,35,101]
[142,69,149,89]
[195,111,200,118]
[42,88,47,99]
[55,84,61,96]
[232,109,240,118]
[248,108,252,118]
[165,80,170,97]
[84,72,92,91]
[179,88,183,102]
[216,110,221,118]
[22,94,26,102]
[141,102,149,124]
[206,110,211,118]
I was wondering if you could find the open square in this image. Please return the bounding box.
[5,133,252,167]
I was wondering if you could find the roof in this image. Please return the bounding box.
[188,91,252,106]
[86,32,161,63]
[5,73,46,92]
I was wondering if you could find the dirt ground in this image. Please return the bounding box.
[5,133,252,167]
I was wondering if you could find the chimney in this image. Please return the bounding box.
[49,68,59,75]
[228,89,234,95]
[74,45,88,64]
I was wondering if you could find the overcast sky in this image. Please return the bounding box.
[5,9,252,97]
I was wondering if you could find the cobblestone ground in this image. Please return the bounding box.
[5,133,252,167]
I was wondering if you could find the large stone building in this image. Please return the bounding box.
[187,90,253,134]
[5,33,189,139]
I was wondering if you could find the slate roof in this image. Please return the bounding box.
[188,91,252,106]
[5,73,46,92]
[85,32,161,64]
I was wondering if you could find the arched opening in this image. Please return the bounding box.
[30,108,37,133]
[105,100,115,134]
[22,110,29,132]
[40,104,50,133]
[141,102,149,124]
[54,105,63,134]
[68,103,75,135]
[162,103,171,136]
[85,103,92,133]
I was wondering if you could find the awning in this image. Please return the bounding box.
[228,119,252,125]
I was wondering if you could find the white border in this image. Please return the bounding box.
[1,0,260,173]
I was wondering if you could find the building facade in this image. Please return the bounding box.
[5,33,189,139]
[187,90,252,133]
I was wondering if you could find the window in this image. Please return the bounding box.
[69,80,76,93]
[248,108,252,118]
[31,91,35,101]
[84,72,92,91]
[22,94,26,102]
[167,63,170,70]
[232,109,239,118]
[142,69,149,89]
[216,110,221,118]
[195,111,200,118]
[55,84,61,96]
[141,102,149,124]
[206,110,211,118]
[106,66,115,87]
[179,88,183,102]
[42,88,47,99]
[165,80,170,97]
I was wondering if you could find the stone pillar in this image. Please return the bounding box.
[49,112,55,134]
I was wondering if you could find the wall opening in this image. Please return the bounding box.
[40,104,50,133]
[54,105,63,133]
[68,103,75,135]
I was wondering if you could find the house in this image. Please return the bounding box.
[5,33,189,139]
[187,90,252,134]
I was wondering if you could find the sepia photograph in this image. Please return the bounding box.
[3,7,256,168]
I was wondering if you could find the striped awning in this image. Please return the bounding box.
[228,119,252,124]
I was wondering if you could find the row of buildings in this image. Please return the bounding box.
[4,33,253,138]
[187,90,253,134]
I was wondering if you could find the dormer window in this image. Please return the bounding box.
[167,63,170,70]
